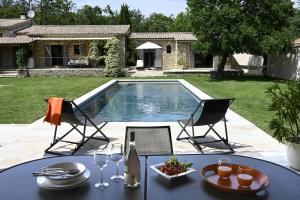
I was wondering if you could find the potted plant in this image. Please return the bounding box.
[16,45,31,77]
[266,80,300,170]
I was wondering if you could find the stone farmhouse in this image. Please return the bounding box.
[0,17,216,71]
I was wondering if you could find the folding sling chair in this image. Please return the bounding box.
[44,99,109,155]
[177,98,235,153]
[124,126,173,156]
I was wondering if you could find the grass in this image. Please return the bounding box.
[0,77,112,123]
[0,76,283,134]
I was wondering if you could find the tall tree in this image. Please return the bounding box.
[0,0,23,18]
[37,0,75,25]
[143,13,174,32]
[129,9,145,32]
[188,0,295,74]
[75,5,104,25]
[119,3,131,26]
[168,11,191,32]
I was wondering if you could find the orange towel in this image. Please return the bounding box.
[44,97,64,126]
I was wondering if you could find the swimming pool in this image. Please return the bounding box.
[78,81,201,122]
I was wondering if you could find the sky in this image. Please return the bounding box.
[73,0,188,16]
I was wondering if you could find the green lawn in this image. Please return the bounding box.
[0,76,282,134]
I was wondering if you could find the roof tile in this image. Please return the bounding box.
[130,32,197,41]
[19,25,130,36]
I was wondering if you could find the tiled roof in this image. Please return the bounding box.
[0,19,31,29]
[0,36,35,44]
[19,25,131,36]
[130,32,197,41]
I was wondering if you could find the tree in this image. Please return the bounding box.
[143,13,174,32]
[37,0,75,25]
[119,3,131,26]
[168,11,191,32]
[292,9,300,38]
[129,9,145,32]
[75,5,104,25]
[0,0,23,18]
[188,0,295,74]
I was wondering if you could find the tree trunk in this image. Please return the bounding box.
[263,54,268,66]
[217,53,229,74]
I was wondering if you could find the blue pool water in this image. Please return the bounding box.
[79,81,200,122]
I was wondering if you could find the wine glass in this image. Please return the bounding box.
[217,158,232,179]
[93,148,109,189]
[110,143,124,181]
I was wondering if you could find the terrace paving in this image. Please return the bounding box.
[0,109,288,171]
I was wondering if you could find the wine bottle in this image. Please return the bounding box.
[124,131,141,188]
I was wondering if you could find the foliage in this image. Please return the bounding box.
[168,11,191,32]
[129,9,145,32]
[16,44,31,69]
[86,41,103,67]
[188,0,295,73]
[103,37,127,77]
[119,3,131,26]
[0,0,24,18]
[37,0,76,25]
[266,81,300,143]
[143,13,174,32]
[0,1,192,33]
[177,58,188,68]
[126,38,138,66]
[292,9,300,38]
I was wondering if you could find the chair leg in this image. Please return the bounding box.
[176,120,193,141]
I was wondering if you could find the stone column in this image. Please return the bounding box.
[213,56,220,69]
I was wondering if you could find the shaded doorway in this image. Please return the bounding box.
[194,53,213,68]
[51,45,63,66]
[144,49,155,67]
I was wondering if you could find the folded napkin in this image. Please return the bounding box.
[44,97,64,125]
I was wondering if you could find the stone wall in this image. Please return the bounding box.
[133,39,195,70]
[267,51,300,80]
[177,42,192,69]
[31,37,126,68]
[28,68,104,77]
[134,39,177,70]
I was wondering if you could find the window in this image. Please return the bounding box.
[74,45,80,55]
[166,45,172,53]
[0,33,2,37]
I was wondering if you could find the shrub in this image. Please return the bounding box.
[103,37,127,77]
[266,80,300,143]
[16,45,31,69]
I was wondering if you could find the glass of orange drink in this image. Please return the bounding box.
[217,158,232,179]
[237,165,253,188]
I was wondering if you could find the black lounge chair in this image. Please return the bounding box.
[177,98,235,153]
[124,126,173,156]
[45,99,109,155]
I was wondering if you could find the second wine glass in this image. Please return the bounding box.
[94,148,109,189]
[110,143,124,181]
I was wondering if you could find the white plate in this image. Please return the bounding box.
[44,162,86,185]
[37,169,90,190]
[150,163,196,180]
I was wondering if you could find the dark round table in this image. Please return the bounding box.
[0,154,299,200]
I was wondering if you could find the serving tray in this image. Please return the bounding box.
[201,164,269,194]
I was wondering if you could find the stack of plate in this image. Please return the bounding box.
[36,162,90,190]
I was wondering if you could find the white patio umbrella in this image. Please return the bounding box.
[136,42,162,49]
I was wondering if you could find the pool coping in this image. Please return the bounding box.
[73,79,213,107]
